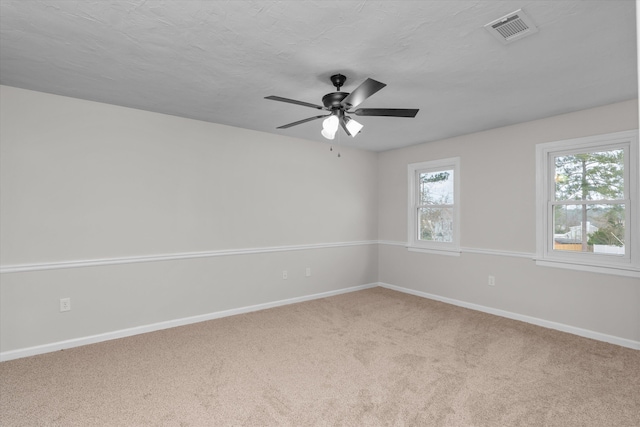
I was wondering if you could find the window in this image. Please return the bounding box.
[408,157,460,254]
[536,130,639,277]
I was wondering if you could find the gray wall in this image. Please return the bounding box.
[0,86,379,354]
[1,85,638,358]
[378,99,639,345]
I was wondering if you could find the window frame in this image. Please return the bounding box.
[407,157,460,255]
[535,130,639,277]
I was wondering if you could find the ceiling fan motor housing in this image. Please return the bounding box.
[322,92,348,109]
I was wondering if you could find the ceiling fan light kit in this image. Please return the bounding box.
[321,115,339,140]
[265,74,419,141]
[344,116,364,136]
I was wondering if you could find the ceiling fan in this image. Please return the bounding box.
[265,74,419,140]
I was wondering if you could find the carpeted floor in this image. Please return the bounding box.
[1,287,639,426]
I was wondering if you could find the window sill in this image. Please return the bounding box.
[535,259,640,278]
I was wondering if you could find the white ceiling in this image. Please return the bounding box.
[0,1,637,151]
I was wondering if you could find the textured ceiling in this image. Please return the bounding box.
[0,1,637,151]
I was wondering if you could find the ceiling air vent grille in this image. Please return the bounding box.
[485,9,538,44]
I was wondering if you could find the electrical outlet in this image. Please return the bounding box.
[60,297,71,312]
[282,270,288,280]
[488,276,496,286]
[306,267,311,277]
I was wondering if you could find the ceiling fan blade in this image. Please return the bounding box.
[340,78,386,109]
[265,96,325,110]
[277,115,329,129]
[354,108,419,118]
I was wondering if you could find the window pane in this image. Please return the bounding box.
[554,149,624,201]
[419,169,453,205]
[418,207,453,242]
[552,203,625,255]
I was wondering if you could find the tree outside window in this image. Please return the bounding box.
[418,170,454,242]
[553,149,625,255]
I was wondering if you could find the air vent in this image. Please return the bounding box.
[485,9,538,44]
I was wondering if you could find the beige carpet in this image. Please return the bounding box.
[1,287,639,426]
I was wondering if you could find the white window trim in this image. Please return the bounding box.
[535,130,639,278]
[407,157,461,255]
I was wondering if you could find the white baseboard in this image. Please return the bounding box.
[0,283,378,362]
[379,282,640,351]
[4,281,636,361]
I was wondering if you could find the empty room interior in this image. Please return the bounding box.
[1,1,639,425]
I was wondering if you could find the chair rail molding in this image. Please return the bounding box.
[0,240,379,274]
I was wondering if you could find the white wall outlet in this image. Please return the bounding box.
[488,276,496,286]
[60,297,71,312]
[282,270,288,280]
[306,267,311,277]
